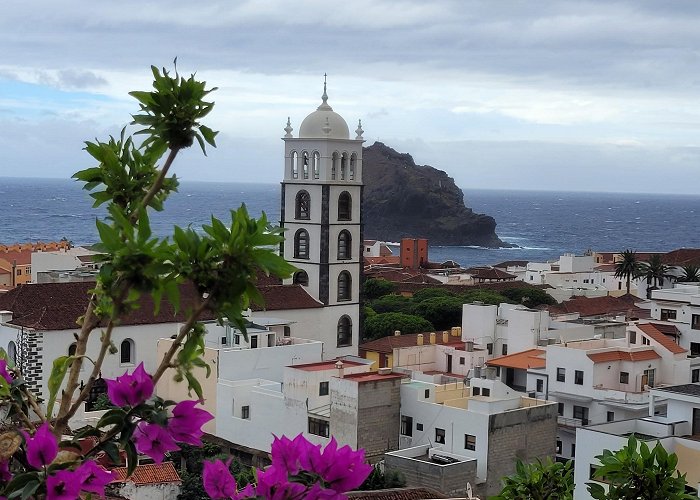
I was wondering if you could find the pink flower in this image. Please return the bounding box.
[255,466,307,500]
[133,421,179,463]
[24,422,58,469]
[203,459,237,499]
[0,460,10,482]
[270,434,307,476]
[75,460,116,496]
[168,400,213,446]
[46,470,82,500]
[304,482,346,500]
[106,362,154,407]
[299,436,372,492]
[0,360,11,384]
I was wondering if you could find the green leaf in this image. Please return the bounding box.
[185,371,204,400]
[46,355,74,418]
[125,440,138,477]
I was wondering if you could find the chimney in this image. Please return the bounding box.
[451,326,461,337]
[466,341,474,352]
[417,333,424,346]
[394,330,401,336]
[335,360,344,379]
[429,332,436,345]
[442,331,449,343]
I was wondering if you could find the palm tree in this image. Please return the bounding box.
[638,254,670,298]
[679,265,700,282]
[614,249,640,295]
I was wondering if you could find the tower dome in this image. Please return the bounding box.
[299,79,349,140]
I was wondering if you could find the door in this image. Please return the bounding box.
[447,354,453,373]
[693,408,700,436]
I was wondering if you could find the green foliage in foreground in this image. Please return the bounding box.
[587,435,694,500]
[490,458,573,500]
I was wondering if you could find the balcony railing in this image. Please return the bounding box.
[557,416,588,428]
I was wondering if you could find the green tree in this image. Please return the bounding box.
[587,435,694,500]
[370,294,414,315]
[359,464,406,490]
[363,312,433,340]
[411,287,456,302]
[501,287,556,307]
[363,278,396,301]
[679,265,700,283]
[614,249,641,295]
[461,290,510,305]
[411,296,464,331]
[639,254,671,298]
[490,458,573,500]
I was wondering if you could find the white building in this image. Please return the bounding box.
[31,246,99,283]
[575,383,700,499]
[649,284,700,354]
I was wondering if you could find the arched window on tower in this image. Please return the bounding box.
[340,153,348,180]
[291,151,299,179]
[331,152,338,180]
[293,270,309,286]
[338,191,351,221]
[68,343,77,356]
[302,151,309,179]
[295,190,310,220]
[121,338,135,364]
[349,153,357,181]
[337,315,352,347]
[7,341,17,364]
[313,152,320,179]
[294,229,310,259]
[338,230,352,260]
[338,271,352,301]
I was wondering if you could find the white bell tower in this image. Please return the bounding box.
[281,77,364,357]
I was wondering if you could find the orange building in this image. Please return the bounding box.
[400,238,428,269]
[0,241,72,287]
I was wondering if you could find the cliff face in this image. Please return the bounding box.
[362,142,509,248]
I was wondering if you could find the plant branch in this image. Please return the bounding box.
[134,147,180,223]
[20,386,47,423]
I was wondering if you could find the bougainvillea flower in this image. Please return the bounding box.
[304,482,346,500]
[202,459,238,499]
[24,422,58,469]
[0,460,10,482]
[0,360,11,384]
[300,436,372,492]
[167,400,213,446]
[255,466,307,500]
[46,470,82,500]
[105,362,154,407]
[75,460,116,496]
[269,434,307,476]
[133,421,179,463]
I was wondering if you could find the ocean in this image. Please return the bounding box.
[1,177,699,268]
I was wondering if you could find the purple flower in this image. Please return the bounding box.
[270,434,307,476]
[0,360,11,385]
[133,421,179,463]
[24,422,58,469]
[0,460,11,482]
[255,466,307,500]
[203,459,238,499]
[168,400,213,446]
[106,362,154,407]
[75,460,116,496]
[46,470,82,500]
[299,436,372,492]
[304,482,346,500]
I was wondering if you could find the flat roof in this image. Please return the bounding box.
[655,384,700,397]
[342,372,406,383]
[292,359,365,372]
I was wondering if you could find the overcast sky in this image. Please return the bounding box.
[2,0,700,193]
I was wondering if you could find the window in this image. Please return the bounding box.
[472,387,480,396]
[536,379,544,392]
[234,334,241,345]
[607,411,615,422]
[661,308,677,321]
[620,371,629,384]
[338,192,352,221]
[349,153,356,180]
[7,341,17,364]
[424,389,430,398]
[464,434,476,451]
[291,151,298,178]
[337,230,352,259]
[571,443,576,457]
[340,153,347,180]
[573,405,589,425]
[502,344,508,355]
[313,152,320,179]
[337,316,352,347]
[556,440,562,454]
[642,336,650,345]
[400,415,413,436]
[693,314,700,331]
[293,270,309,286]
[302,151,309,179]
[120,339,134,364]
[435,428,445,444]
[308,417,329,438]
[241,406,250,419]
[295,190,310,220]
[558,403,564,416]
[268,334,275,347]
[629,330,637,344]
[692,342,700,356]
[459,357,465,365]
[283,326,291,337]
[331,152,338,180]
[294,229,309,259]
[337,271,352,301]
[693,369,700,383]
[487,343,493,355]
[416,423,423,431]
[575,370,584,385]
[16,269,21,276]
[319,381,329,396]
[557,368,566,382]
[643,368,656,388]
[482,388,491,397]
[250,335,258,349]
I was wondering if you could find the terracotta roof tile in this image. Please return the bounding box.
[486,349,546,370]
[464,267,516,280]
[548,294,642,318]
[0,250,32,265]
[587,349,660,363]
[253,285,323,311]
[662,248,700,266]
[111,462,181,484]
[360,332,465,355]
[637,323,686,354]
[493,260,529,268]
[347,487,446,499]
